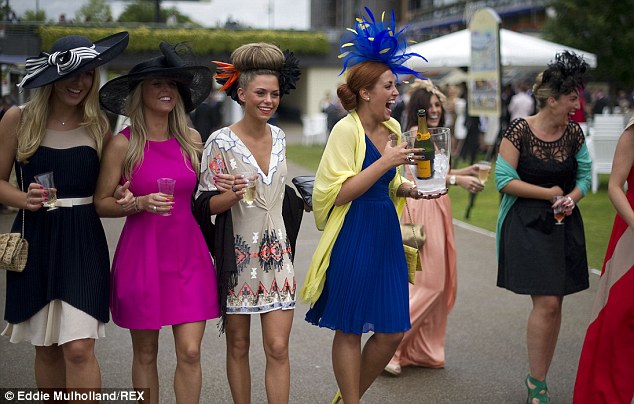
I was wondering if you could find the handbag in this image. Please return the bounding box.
[398,174,424,284]
[0,167,28,272]
[402,200,423,284]
[291,175,314,210]
[401,223,425,249]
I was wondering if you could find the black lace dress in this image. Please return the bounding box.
[497,118,589,295]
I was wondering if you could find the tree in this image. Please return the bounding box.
[0,4,16,21]
[544,0,634,90]
[77,0,113,23]
[117,0,197,26]
[22,10,47,22]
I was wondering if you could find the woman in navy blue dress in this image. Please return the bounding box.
[0,33,128,394]
[301,8,431,403]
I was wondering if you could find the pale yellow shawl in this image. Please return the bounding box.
[300,111,409,304]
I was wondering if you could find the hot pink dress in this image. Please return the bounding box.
[110,128,220,329]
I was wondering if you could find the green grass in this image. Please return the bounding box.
[287,144,324,172]
[287,146,615,270]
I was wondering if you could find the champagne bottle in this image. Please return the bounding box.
[415,109,434,179]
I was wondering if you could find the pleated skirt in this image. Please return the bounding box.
[305,196,411,334]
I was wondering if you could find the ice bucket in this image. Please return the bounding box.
[402,127,451,195]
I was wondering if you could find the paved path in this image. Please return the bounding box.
[0,123,598,403]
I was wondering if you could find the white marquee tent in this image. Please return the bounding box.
[407,29,597,71]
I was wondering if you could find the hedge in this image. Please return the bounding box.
[38,25,330,55]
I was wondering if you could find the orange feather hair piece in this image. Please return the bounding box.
[213,61,239,92]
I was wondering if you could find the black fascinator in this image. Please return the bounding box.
[542,51,589,95]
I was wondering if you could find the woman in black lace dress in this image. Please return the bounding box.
[495,52,592,404]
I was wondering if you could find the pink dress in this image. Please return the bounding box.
[110,128,220,329]
[391,173,458,368]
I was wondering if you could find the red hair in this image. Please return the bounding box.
[337,62,390,111]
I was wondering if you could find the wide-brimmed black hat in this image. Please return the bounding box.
[99,42,213,116]
[18,31,129,90]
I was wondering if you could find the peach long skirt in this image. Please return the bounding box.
[391,194,457,368]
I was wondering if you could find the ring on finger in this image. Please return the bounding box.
[231,185,237,192]
[152,205,157,212]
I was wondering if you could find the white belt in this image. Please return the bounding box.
[54,196,93,207]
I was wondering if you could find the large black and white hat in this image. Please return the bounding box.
[99,42,212,116]
[18,31,129,90]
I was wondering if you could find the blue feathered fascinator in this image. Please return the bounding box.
[339,7,427,81]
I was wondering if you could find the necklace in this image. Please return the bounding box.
[55,116,76,127]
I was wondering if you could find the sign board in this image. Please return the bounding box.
[468,8,501,117]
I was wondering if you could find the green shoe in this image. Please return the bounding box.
[331,389,342,404]
[525,374,550,404]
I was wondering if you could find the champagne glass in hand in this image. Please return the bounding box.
[477,161,491,185]
[239,171,257,208]
[34,172,58,211]
[553,196,565,225]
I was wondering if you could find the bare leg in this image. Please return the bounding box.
[359,332,403,397]
[172,321,206,404]
[225,315,251,404]
[332,331,361,404]
[130,330,160,404]
[261,310,293,404]
[61,338,101,404]
[527,295,563,381]
[35,345,66,400]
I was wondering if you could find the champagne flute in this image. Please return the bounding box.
[239,171,257,208]
[477,160,492,185]
[34,172,58,211]
[553,196,565,225]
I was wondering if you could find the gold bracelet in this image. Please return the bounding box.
[134,196,141,212]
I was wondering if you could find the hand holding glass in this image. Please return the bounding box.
[477,161,491,185]
[157,178,176,216]
[389,131,419,165]
[239,171,257,208]
[34,172,58,211]
[553,196,565,225]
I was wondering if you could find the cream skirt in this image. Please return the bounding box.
[2,300,105,346]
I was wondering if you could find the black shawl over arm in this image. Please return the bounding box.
[282,185,304,262]
[192,190,237,333]
[192,185,304,333]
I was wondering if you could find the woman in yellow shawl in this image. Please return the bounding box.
[300,8,430,404]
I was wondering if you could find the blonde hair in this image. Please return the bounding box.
[532,72,579,110]
[122,81,201,180]
[16,69,109,163]
[232,42,284,104]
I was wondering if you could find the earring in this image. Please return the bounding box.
[365,97,370,101]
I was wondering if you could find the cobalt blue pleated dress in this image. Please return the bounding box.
[305,136,411,334]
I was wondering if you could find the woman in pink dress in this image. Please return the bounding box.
[574,116,634,403]
[386,80,484,375]
[94,42,219,404]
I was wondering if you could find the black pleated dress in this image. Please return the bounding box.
[4,130,110,325]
